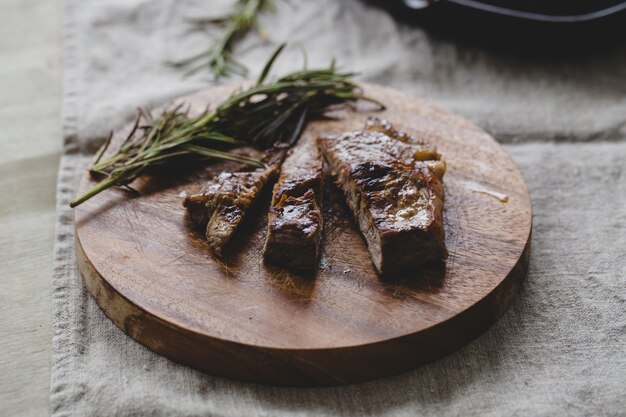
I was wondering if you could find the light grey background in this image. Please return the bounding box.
[0,0,61,415]
[5,0,626,415]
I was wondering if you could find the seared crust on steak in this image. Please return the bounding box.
[183,144,288,256]
[263,139,323,270]
[318,118,447,275]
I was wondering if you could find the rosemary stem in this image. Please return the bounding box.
[69,176,121,208]
[70,44,383,208]
[170,0,271,78]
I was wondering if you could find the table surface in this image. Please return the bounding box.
[0,0,62,415]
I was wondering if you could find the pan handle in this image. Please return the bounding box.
[401,0,626,22]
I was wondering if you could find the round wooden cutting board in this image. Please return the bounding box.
[75,84,532,386]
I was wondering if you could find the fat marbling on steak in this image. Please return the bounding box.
[318,118,447,275]
[183,144,288,256]
[263,138,323,270]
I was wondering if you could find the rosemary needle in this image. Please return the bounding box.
[69,44,384,208]
[169,0,273,79]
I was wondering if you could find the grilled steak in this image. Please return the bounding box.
[263,138,323,270]
[183,144,288,256]
[319,118,447,275]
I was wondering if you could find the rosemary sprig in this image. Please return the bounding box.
[69,44,383,208]
[169,0,272,79]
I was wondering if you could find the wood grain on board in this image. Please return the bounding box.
[75,84,532,386]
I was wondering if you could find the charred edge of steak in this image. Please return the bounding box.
[263,146,324,271]
[183,144,288,256]
[365,117,412,143]
[349,160,447,274]
[318,121,447,275]
[183,193,213,226]
[263,188,322,270]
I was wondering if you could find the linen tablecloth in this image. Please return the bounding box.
[52,0,626,415]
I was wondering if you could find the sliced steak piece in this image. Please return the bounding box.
[263,139,323,270]
[318,119,447,275]
[183,144,288,256]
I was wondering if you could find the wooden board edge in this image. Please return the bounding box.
[75,222,531,387]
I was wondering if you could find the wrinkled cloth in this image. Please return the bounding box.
[52,0,626,416]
